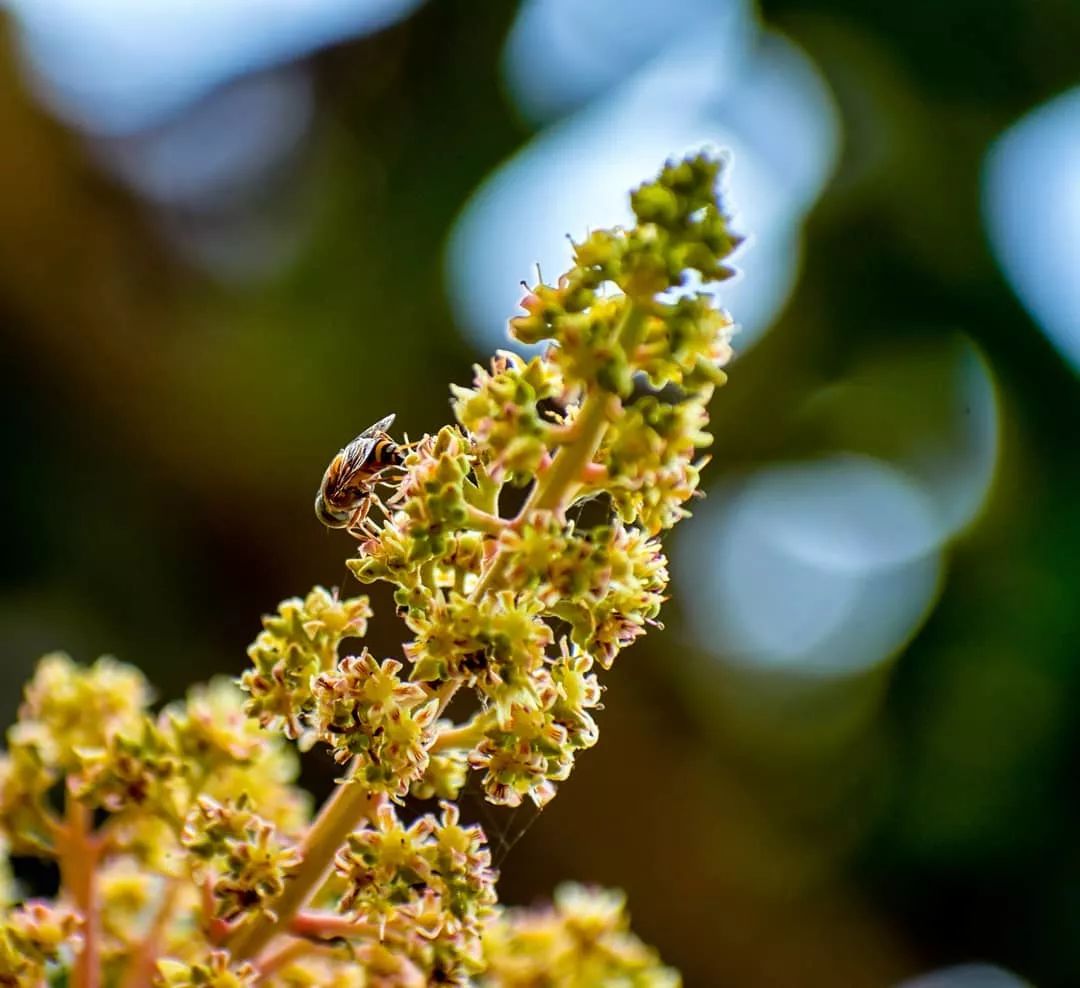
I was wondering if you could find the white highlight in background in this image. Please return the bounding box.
[984,86,1080,374]
[502,0,752,124]
[897,964,1031,988]
[676,456,944,676]
[4,0,426,134]
[447,30,839,357]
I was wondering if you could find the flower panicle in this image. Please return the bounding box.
[0,153,734,984]
[226,151,734,976]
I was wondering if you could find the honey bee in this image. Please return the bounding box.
[315,414,404,531]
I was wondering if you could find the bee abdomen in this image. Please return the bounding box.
[371,437,403,467]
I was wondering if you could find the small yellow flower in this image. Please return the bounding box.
[0,900,83,985]
[157,950,258,987]
[15,652,150,774]
[481,883,680,987]
[313,652,437,796]
[242,588,371,741]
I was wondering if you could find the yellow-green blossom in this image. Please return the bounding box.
[14,652,150,774]
[0,901,82,986]
[481,884,681,987]
[313,652,437,796]
[334,801,496,981]
[452,352,566,485]
[242,588,371,742]
[157,950,258,988]
[181,795,301,923]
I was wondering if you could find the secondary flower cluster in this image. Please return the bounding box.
[0,901,83,986]
[332,800,496,981]
[0,654,312,986]
[481,884,680,987]
[0,153,738,985]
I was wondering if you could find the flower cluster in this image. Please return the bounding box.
[0,901,83,986]
[0,655,310,985]
[333,800,497,980]
[481,884,680,987]
[451,352,564,486]
[242,587,372,744]
[330,154,736,820]
[313,652,438,793]
[0,154,738,985]
[182,795,301,923]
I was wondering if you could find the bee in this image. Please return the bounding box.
[315,414,404,531]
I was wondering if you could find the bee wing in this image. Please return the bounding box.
[322,415,396,502]
[359,413,396,438]
[339,435,378,475]
[336,414,396,477]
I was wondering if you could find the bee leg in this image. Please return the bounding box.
[345,499,372,537]
[362,508,383,535]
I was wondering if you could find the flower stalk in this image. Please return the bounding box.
[59,793,101,988]
[225,771,378,961]
[119,878,183,988]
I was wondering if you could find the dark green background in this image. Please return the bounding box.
[1,2,1078,984]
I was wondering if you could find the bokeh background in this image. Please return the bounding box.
[2,1,1079,985]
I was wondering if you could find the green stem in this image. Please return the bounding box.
[463,504,508,535]
[431,712,494,752]
[526,389,614,513]
[469,302,643,601]
[225,774,378,961]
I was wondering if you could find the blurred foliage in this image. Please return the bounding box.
[1,0,1080,985]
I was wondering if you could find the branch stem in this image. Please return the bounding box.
[291,910,377,940]
[431,713,492,752]
[120,876,183,988]
[59,792,101,988]
[464,504,509,535]
[225,773,378,961]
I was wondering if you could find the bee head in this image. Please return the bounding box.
[314,491,351,529]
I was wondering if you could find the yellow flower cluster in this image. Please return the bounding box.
[0,901,83,986]
[243,587,372,743]
[481,884,681,987]
[333,801,497,982]
[182,795,302,922]
[0,657,311,984]
[451,352,565,486]
[313,652,438,795]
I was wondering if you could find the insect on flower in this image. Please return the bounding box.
[315,414,405,532]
